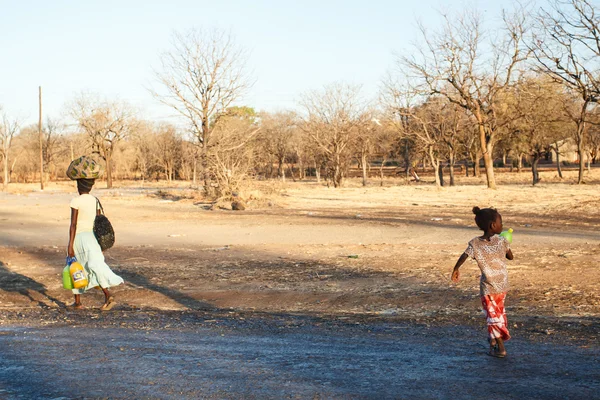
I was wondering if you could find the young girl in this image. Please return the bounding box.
[451,206,514,358]
[67,178,123,310]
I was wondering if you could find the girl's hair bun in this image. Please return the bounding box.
[472,206,481,214]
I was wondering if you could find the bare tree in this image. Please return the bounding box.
[42,118,69,181]
[208,106,260,196]
[0,109,20,190]
[154,123,182,182]
[382,84,452,187]
[71,94,135,188]
[438,102,471,186]
[354,115,382,187]
[260,111,298,182]
[371,119,396,186]
[14,119,68,183]
[400,9,528,189]
[509,77,569,184]
[587,111,600,164]
[301,83,368,188]
[530,0,600,183]
[152,28,252,196]
[130,120,158,183]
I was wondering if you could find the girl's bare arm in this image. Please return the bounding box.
[506,248,514,260]
[451,253,469,282]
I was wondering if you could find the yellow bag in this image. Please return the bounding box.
[69,261,88,289]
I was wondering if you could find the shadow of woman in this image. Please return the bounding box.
[118,269,214,311]
[0,261,66,308]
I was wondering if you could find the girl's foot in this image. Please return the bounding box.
[488,348,507,358]
[101,296,115,311]
[68,303,83,310]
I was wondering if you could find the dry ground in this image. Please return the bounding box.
[0,168,599,343]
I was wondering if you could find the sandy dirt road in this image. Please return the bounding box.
[0,311,598,399]
[0,175,599,398]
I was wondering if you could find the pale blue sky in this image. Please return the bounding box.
[0,0,510,126]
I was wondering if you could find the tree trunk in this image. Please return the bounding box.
[474,150,482,177]
[555,143,563,179]
[361,153,368,187]
[332,151,343,188]
[403,144,411,181]
[575,103,588,184]
[478,123,496,189]
[448,154,455,187]
[2,155,7,190]
[278,157,285,182]
[314,160,321,183]
[587,153,591,172]
[379,156,387,187]
[429,147,441,187]
[193,157,197,185]
[298,156,305,180]
[287,163,296,182]
[532,151,541,186]
[200,147,213,196]
[106,152,113,189]
[577,145,584,184]
[517,153,523,173]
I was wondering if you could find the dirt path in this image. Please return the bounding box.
[1,310,598,399]
[0,177,599,398]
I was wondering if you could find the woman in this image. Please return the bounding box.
[67,178,123,310]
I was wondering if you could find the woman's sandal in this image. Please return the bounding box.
[101,297,116,311]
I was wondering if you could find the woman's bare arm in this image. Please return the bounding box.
[68,208,78,258]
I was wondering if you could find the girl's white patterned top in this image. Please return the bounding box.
[464,235,510,296]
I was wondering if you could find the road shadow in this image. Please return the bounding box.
[0,260,66,308]
[117,268,215,311]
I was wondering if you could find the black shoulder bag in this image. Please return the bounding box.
[94,198,115,251]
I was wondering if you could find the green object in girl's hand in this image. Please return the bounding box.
[500,228,513,243]
[62,265,74,290]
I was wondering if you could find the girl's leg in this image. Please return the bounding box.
[495,337,506,356]
[482,294,510,357]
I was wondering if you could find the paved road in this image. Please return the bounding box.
[0,312,598,399]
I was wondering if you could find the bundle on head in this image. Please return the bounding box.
[77,178,95,193]
[472,206,499,231]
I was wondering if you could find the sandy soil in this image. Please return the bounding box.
[1,169,598,338]
[1,170,599,398]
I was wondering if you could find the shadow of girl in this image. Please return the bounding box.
[0,261,66,308]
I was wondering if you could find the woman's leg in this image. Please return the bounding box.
[100,287,115,310]
[100,287,111,303]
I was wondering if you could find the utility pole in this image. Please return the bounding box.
[39,86,44,190]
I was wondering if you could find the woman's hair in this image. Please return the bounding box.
[77,178,95,193]
[472,206,499,231]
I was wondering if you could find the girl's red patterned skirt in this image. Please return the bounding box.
[481,293,511,341]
